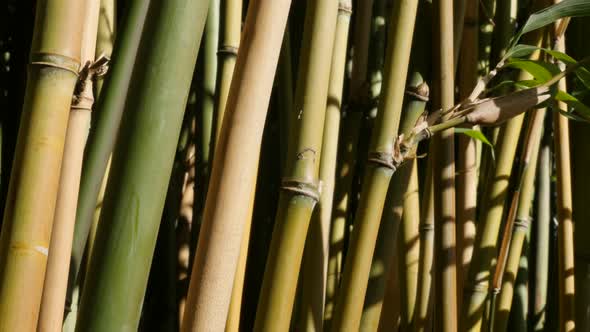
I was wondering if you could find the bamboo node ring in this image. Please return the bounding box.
[280,179,320,202]
[514,217,531,230]
[218,45,239,57]
[338,3,353,15]
[30,52,80,76]
[367,152,397,171]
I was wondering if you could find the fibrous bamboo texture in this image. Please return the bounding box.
[182,0,293,330]
[0,0,84,330]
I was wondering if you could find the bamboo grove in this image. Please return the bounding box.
[1,0,590,331]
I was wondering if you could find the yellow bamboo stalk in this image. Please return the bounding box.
[553,13,575,331]
[181,1,293,330]
[38,2,101,331]
[0,1,84,330]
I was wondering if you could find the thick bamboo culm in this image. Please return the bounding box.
[253,0,339,329]
[182,0,294,330]
[75,0,210,330]
[0,1,84,330]
[299,1,352,331]
[493,108,546,332]
[553,15,576,331]
[456,0,478,306]
[330,1,419,330]
[37,1,101,330]
[433,0,457,331]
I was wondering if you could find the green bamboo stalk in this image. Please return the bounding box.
[191,0,219,255]
[412,143,436,332]
[370,74,428,332]
[433,0,457,330]
[38,1,101,330]
[456,0,478,308]
[493,108,545,332]
[330,1,419,330]
[567,15,590,332]
[68,0,151,302]
[0,1,84,329]
[490,0,517,65]
[74,0,209,330]
[181,0,294,330]
[326,1,375,317]
[553,23,575,332]
[509,241,529,332]
[532,124,551,332]
[299,2,351,331]
[214,0,242,142]
[461,13,546,332]
[253,0,339,329]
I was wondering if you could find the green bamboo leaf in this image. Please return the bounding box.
[503,44,539,59]
[555,90,590,120]
[520,0,590,36]
[505,59,560,82]
[455,128,495,161]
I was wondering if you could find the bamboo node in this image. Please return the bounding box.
[514,217,531,230]
[338,2,353,15]
[280,179,320,202]
[72,55,110,110]
[405,83,430,102]
[420,223,434,232]
[367,152,397,171]
[30,52,80,75]
[218,45,239,57]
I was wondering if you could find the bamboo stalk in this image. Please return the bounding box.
[214,0,242,142]
[299,2,351,331]
[456,0,478,307]
[75,0,210,330]
[38,1,101,330]
[373,74,429,332]
[253,0,339,329]
[567,16,590,332]
[326,1,375,317]
[181,0,293,330]
[461,12,545,330]
[94,0,116,96]
[532,125,551,332]
[412,143,436,332]
[330,1,419,330]
[553,17,575,331]
[68,0,150,301]
[433,0,457,330]
[492,108,545,332]
[0,1,84,329]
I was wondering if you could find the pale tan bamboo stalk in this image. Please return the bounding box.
[0,1,84,329]
[553,15,575,331]
[225,167,258,332]
[181,1,293,330]
[38,2,101,331]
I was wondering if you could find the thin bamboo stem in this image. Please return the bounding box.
[433,0,457,330]
[331,1,419,330]
[456,0,478,307]
[69,0,150,301]
[461,18,545,331]
[214,0,242,142]
[0,1,84,329]
[75,0,210,329]
[94,0,116,96]
[412,143,436,332]
[493,108,545,332]
[182,0,294,330]
[253,0,339,329]
[553,18,575,331]
[532,126,551,332]
[299,2,351,331]
[38,1,101,330]
[327,2,375,317]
